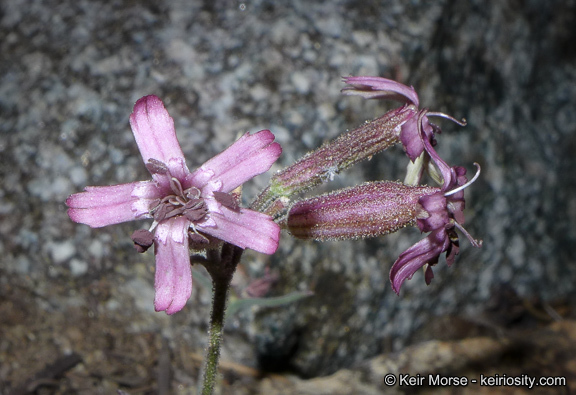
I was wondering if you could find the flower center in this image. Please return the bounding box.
[150,177,209,224]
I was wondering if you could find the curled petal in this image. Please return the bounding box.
[390,229,450,294]
[400,115,424,161]
[200,207,280,255]
[153,217,192,315]
[341,76,420,106]
[129,95,186,166]
[188,130,281,192]
[66,182,146,227]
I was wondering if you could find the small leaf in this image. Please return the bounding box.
[226,291,314,317]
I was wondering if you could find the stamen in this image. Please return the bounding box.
[164,206,186,219]
[453,221,483,248]
[168,196,187,206]
[444,163,481,196]
[148,220,159,233]
[153,204,169,221]
[426,111,467,127]
[148,177,209,225]
[189,222,209,244]
[185,199,204,210]
[169,177,184,196]
[184,187,201,200]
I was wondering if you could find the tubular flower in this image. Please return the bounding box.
[287,182,438,241]
[67,95,282,314]
[286,163,482,294]
[342,76,467,182]
[389,164,482,294]
[260,104,417,210]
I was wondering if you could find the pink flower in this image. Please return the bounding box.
[285,165,482,293]
[389,164,482,294]
[342,76,482,292]
[67,95,282,314]
[342,76,467,183]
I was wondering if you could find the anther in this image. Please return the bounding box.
[145,158,169,174]
[213,191,239,211]
[188,223,209,244]
[164,206,186,219]
[131,229,155,253]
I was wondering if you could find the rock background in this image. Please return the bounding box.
[1,0,575,393]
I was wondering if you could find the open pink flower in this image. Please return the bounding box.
[67,95,282,314]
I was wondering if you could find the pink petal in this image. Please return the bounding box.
[66,182,145,227]
[400,115,424,161]
[187,130,281,192]
[199,207,280,255]
[153,217,192,315]
[389,229,449,294]
[129,95,186,166]
[416,193,449,233]
[342,76,420,106]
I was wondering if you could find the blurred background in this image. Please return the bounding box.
[1,0,575,393]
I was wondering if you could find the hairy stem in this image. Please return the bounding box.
[200,243,243,395]
[201,275,228,394]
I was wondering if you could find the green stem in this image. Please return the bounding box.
[200,243,243,395]
[201,273,229,395]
